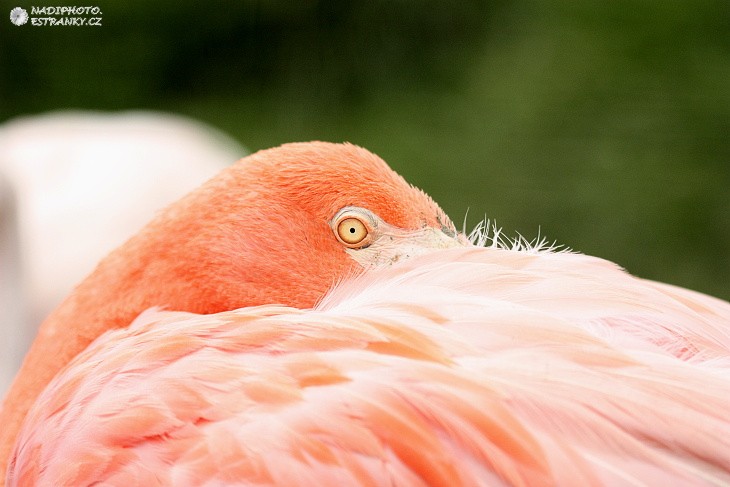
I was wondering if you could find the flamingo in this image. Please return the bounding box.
[3,142,730,485]
[0,110,246,395]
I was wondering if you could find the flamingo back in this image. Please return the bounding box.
[8,247,730,486]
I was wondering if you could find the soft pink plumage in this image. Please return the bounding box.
[9,246,730,486]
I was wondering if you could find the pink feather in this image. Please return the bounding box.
[8,246,730,486]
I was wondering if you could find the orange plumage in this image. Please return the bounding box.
[3,142,730,486]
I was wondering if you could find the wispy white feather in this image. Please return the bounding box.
[466,217,569,254]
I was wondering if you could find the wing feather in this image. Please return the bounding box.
[9,247,730,486]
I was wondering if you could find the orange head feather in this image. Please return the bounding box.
[99,141,458,315]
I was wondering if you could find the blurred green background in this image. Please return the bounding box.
[1,0,728,299]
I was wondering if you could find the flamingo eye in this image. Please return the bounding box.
[335,216,371,248]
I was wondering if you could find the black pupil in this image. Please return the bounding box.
[349,227,356,233]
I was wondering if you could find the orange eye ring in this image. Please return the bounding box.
[334,216,372,248]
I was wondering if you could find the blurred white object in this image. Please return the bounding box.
[0,110,246,395]
[0,176,24,399]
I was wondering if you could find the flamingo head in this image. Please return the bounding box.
[103,141,466,313]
